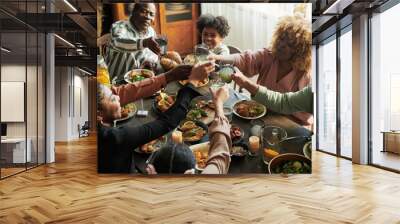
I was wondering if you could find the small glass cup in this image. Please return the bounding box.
[155,35,168,55]
[223,107,233,122]
[262,126,287,147]
[248,136,260,156]
[210,79,225,90]
[171,130,183,144]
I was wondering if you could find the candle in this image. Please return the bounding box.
[172,130,183,144]
[249,136,260,153]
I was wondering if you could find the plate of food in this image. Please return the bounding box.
[179,78,209,88]
[186,107,215,125]
[135,136,167,154]
[231,142,248,157]
[153,92,176,114]
[233,100,266,120]
[124,69,154,83]
[190,141,210,171]
[187,96,216,125]
[230,125,244,144]
[268,153,311,174]
[178,120,208,144]
[113,103,137,125]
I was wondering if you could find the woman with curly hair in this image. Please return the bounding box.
[196,14,231,55]
[209,16,313,129]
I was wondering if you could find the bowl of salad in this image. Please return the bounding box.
[124,69,154,83]
[268,153,311,174]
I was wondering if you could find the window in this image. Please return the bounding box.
[317,36,337,154]
[339,27,352,158]
[371,3,400,171]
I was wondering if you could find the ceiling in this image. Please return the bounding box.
[311,0,391,43]
[0,0,96,74]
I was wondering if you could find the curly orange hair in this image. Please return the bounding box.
[270,16,312,75]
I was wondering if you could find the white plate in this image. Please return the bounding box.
[113,103,137,126]
[123,69,154,84]
[232,100,267,120]
[190,141,210,171]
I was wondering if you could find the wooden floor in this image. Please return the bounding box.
[1,135,400,224]
[372,150,400,171]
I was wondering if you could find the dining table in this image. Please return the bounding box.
[115,78,313,174]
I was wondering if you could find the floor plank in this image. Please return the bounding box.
[0,135,399,223]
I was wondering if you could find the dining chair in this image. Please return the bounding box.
[97,33,111,56]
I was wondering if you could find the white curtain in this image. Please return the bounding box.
[201,3,311,52]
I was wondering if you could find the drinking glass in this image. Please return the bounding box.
[262,126,287,147]
[248,136,260,156]
[210,79,225,91]
[155,35,168,55]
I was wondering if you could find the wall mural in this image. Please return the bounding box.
[97,3,313,175]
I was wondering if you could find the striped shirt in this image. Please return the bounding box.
[105,18,159,82]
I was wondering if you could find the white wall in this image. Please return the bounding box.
[201,3,310,51]
[1,64,46,164]
[54,66,89,141]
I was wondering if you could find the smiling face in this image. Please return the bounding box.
[202,27,223,50]
[132,3,156,32]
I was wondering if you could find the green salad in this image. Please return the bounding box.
[274,161,311,174]
[132,75,145,82]
[187,109,207,120]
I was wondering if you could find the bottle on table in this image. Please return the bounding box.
[97,55,111,87]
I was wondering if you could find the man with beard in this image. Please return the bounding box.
[105,3,161,81]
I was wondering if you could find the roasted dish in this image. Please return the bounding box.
[140,136,167,153]
[124,69,154,83]
[194,150,208,170]
[273,160,311,174]
[233,100,266,119]
[178,120,206,142]
[179,78,209,88]
[120,103,135,118]
[155,92,176,112]
[114,103,137,123]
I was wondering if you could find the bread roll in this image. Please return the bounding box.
[160,57,178,71]
[165,51,182,64]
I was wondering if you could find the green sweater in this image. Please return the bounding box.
[253,86,313,114]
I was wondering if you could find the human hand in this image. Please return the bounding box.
[231,67,249,87]
[165,64,193,82]
[210,84,229,105]
[207,54,222,62]
[143,37,161,55]
[231,67,259,95]
[188,61,215,82]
